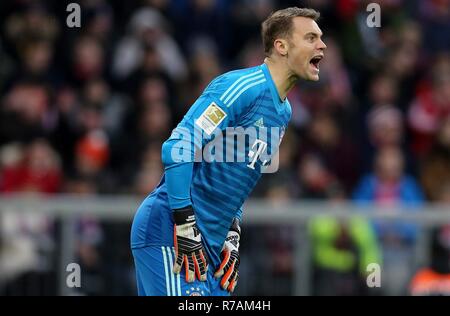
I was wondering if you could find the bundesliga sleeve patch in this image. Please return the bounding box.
[195,102,227,135]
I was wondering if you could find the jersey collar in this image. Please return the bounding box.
[261,62,288,113]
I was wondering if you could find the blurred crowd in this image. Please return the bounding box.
[0,0,449,296]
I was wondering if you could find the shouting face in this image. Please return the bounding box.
[285,17,326,81]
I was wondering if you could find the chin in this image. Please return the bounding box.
[304,74,320,81]
[297,69,320,81]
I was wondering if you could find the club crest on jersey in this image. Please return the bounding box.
[186,287,205,296]
[195,102,227,135]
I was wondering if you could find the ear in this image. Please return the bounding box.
[274,39,289,57]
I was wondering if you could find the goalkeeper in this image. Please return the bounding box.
[130,7,326,296]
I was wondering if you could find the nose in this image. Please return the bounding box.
[317,39,327,50]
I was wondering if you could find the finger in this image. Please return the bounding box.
[219,258,234,279]
[173,225,181,273]
[214,250,230,278]
[173,253,184,274]
[199,250,208,272]
[193,253,201,281]
[226,267,237,291]
[173,225,178,255]
[228,272,238,293]
[220,259,236,290]
[194,252,207,281]
[185,255,195,283]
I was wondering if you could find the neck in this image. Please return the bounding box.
[264,57,299,101]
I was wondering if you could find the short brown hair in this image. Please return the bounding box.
[261,7,320,56]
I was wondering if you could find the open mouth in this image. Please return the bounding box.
[310,55,323,71]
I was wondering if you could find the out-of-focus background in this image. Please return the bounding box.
[0,0,449,296]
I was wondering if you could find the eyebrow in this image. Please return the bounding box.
[304,32,323,38]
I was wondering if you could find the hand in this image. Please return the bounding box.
[173,206,208,282]
[215,218,240,292]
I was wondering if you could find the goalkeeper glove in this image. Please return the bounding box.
[173,206,208,282]
[215,218,240,292]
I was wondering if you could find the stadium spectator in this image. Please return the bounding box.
[409,182,450,296]
[0,81,52,143]
[112,7,187,82]
[70,35,106,86]
[353,146,424,295]
[420,115,450,201]
[300,111,361,194]
[309,185,381,296]
[408,55,450,157]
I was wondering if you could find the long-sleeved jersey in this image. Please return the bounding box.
[131,62,292,267]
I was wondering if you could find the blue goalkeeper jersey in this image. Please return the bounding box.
[132,62,291,267]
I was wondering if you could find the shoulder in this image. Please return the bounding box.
[204,65,268,108]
